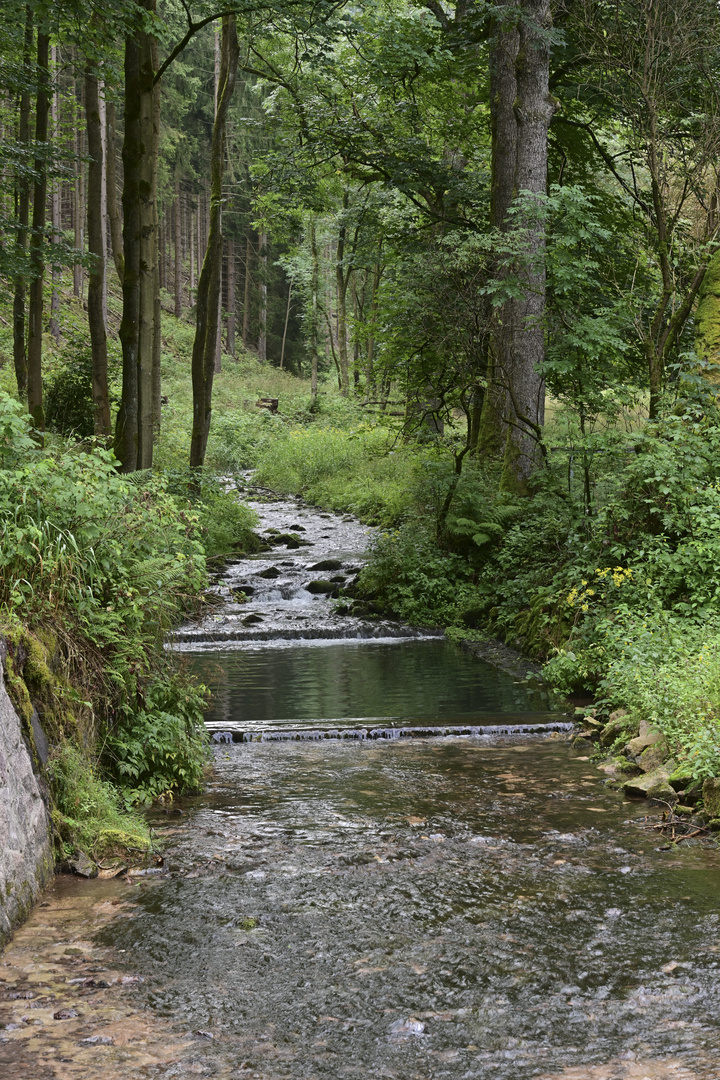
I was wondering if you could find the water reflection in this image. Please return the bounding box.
[191,639,554,731]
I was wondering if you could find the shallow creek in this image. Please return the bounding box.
[2,493,720,1080]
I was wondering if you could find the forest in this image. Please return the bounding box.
[2,0,720,852]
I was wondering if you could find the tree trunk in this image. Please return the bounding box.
[72,70,84,299]
[115,32,142,470]
[499,0,553,491]
[85,64,112,436]
[226,238,235,355]
[335,196,350,394]
[214,257,222,373]
[136,22,157,467]
[257,230,267,361]
[151,38,162,435]
[189,15,238,469]
[364,253,381,398]
[27,30,50,433]
[310,219,319,406]
[280,278,292,370]
[189,208,195,298]
[242,233,251,346]
[106,100,124,285]
[49,44,61,343]
[12,5,33,400]
[477,7,519,458]
[476,0,552,490]
[174,181,182,317]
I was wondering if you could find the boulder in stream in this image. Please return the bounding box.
[305,580,336,594]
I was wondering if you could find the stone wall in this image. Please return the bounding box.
[0,659,53,946]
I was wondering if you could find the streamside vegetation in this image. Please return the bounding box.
[3,0,720,858]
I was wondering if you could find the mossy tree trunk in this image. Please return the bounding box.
[84,65,112,438]
[12,6,33,402]
[27,29,50,434]
[189,15,239,470]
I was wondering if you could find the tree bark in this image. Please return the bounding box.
[226,238,235,355]
[189,207,195,298]
[310,219,319,406]
[137,23,157,467]
[499,0,553,490]
[174,181,182,316]
[72,68,84,299]
[335,194,350,394]
[476,0,553,490]
[115,31,142,470]
[49,44,61,343]
[257,230,267,361]
[189,15,238,469]
[12,5,33,400]
[27,30,50,432]
[106,100,124,286]
[280,277,292,370]
[477,6,519,458]
[151,38,162,435]
[242,233,251,346]
[85,64,112,436]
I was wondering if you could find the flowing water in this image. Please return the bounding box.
[2,492,720,1080]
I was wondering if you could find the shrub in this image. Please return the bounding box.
[47,744,151,858]
[103,676,210,804]
[44,331,121,438]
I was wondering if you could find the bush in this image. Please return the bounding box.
[47,744,151,859]
[43,331,121,438]
[0,394,210,838]
[103,677,210,804]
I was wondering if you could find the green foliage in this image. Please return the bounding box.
[0,392,210,826]
[47,744,151,859]
[43,331,121,439]
[253,423,418,525]
[103,676,210,805]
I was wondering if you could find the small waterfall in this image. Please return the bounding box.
[209,721,574,743]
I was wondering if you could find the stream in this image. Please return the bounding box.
[2,490,720,1080]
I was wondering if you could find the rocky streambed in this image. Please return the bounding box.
[4,490,720,1080]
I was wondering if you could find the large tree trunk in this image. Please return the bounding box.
[85,65,112,436]
[477,7,519,458]
[137,24,157,467]
[49,44,61,343]
[477,0,552,490]
[115,31,142,470]
[27,31,50,433]
[151,43,162,435]
[12,5,33,401]
[189,15,238,469]
[106,100,124,285]
[500,0,553,490]
[115,2,159,471]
